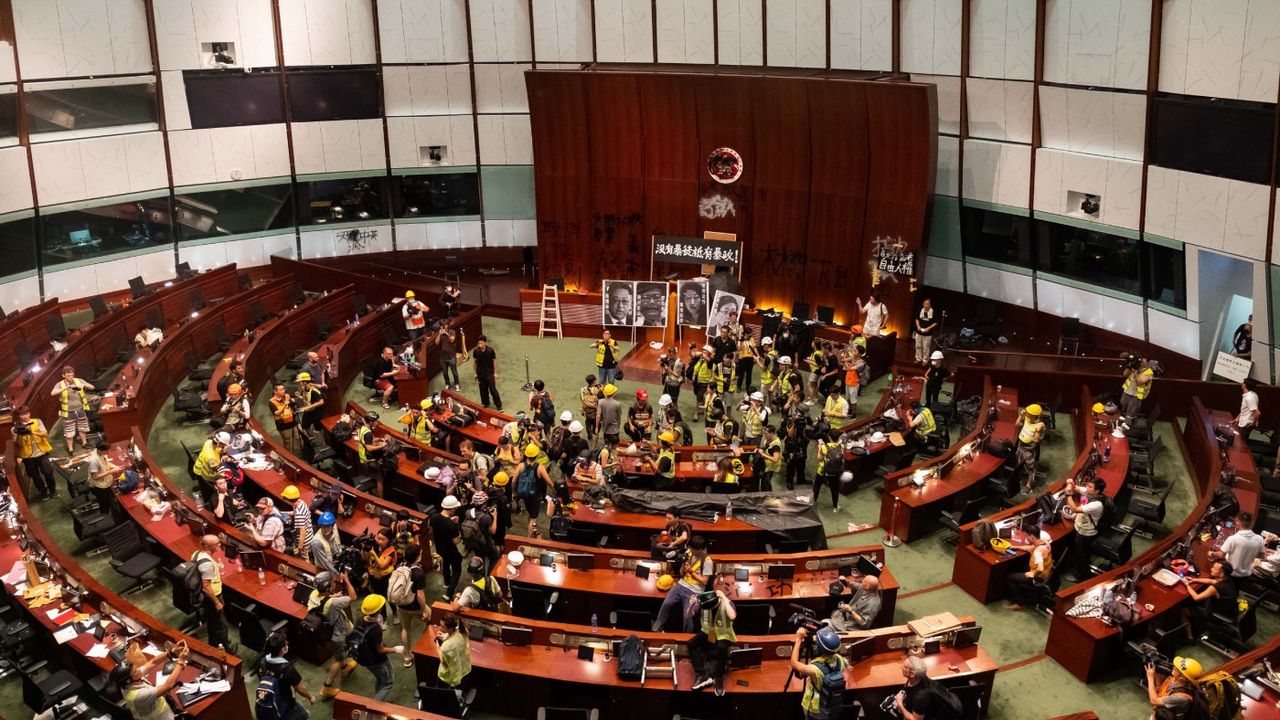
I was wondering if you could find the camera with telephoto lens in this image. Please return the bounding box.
[1122,353,1143,372]
[1127,641,1172,675]
[788,604,826,633]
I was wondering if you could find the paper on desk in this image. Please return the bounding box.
[53,625,79,644]
[85,643,111,658]
[141,643,162,656]
[181,680,231,694]
[3,561,26,585]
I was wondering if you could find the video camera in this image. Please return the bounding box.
[1127,641,1173,676]
[788,604,829,634]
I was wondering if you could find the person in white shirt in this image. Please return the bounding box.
[1213,511,1266,578]
[913,299,938,364]
[1236,378,1260,442]
[857,292,887,338]
[1064,477,1106,581]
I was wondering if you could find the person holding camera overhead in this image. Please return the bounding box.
[12,405,56,498]
[402,290,430,346]
[1120,354,1156,417]
[790,625,846,720]
[689,574,737,696]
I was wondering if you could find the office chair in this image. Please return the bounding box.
[314,313,333,341]
[44,314,68,343]
[950,680,989,719]
[172,388,210,423]
[212,321,233,352]
[1056,317,1081,355]
[510,585,559,621]
[13,337,34,368]
[352,294,368,317]
[290,282,306,306]
[188,287,207,311]
[565,526,601,547]
[145,307,165,331]
[283,338,308,371]
[732,604,773,635]
[185,350,215,383]
[1201,594,1260,656]
[71,508,114,555]
[249,300,268,326]
[920,427,952,458]
[939,496,986,547]
[237,274,253,291]
[610,609,652,632]
[128,276,150,299]
[230,602,288,676]
[103,523,162,595]
[89,295,111,320]
[1126,484,1172,538]
[23,669,83,719]
[1090,524,1137,570]
[417,683,465,718]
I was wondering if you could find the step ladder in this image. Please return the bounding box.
[538,284,563,339]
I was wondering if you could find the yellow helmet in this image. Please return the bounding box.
[1026,404,1042,416]
[492,471,510,487]
[361,594,387,615]
[730,459,745,475]
[420,398,433,410]
[1172,656,1203,680]
[602,384,617,397]
[658,431,676,444]
[281,485,301,500]
[405,290,415,298]
[989,538,1011,553]
[296,372,312,382]
[1091,402,1105,414]
[656,574,675,591]
[524,443,540,459]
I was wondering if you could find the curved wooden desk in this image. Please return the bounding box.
[953,386,1131,603]
[835,373,924,491]
[1044,399,1260,682]
[333,691,453,720]
[0,297,62,386]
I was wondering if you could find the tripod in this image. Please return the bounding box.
[783,634,815,691]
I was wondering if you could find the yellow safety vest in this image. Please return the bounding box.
[1018,419,1044,445]
[816,440,830,475]
[408,415,432,444]
[683,554,712,585]
[714,363,736,394]
[717,472,739,485]
[192,550,221,596]
[59,383,89,418]
[701,602,736,643]
[743,407,764,439]
[852,336,867,353]
[15,420,52,458]
[656,448,676,479]
[760,351,778,385]
[595,340,618,367]
[692,358,715,384]
[913,407,937,438]
[824,395,848,420]
[764,438,783,472]
[1122,367,1154,399]
[357,426,373,463]
[124,684,171,720]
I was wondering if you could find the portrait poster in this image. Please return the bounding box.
[634,281,669,328]
[676,279,709,327]
[708,290,745,334]
[601,280,635,326]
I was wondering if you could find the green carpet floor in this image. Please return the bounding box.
[5,316,1276,720]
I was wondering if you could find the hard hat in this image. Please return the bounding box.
[493,471,510,487]
[778,356,793,365]
[424,466,441,479]
[297,372,312,382]
[441,495,461,510]
[870,431,886,443]
[730,459,745,475]
[1026,404,1042,416]
[930,351,943,360]
[405,290,415,298]
[815,626,842,653]
[568,421,583,433]
[1091,402,1105,414]
[507,550,525,568]
[524,443,540,458]
[560,410,573,422]
[1173,656,1203,680]
[750,391,764,402]
[761,336,773,345]
[602,384,617,397]
[281,485,300,500]
[659,431,676,444]
[658,393,673,407]
[636,389,648,401]
[472,491,488,505]
[852,324,864,334]
[656,574,675,591]
[317,511,336,526]
[702,345,714,353]
[214,431,232,445]
[840,471,853,482]
[313,571,333,588]
[420,398,433,410]
[361,594,387,615]
[227,383,243,395]
[990,538,1011,553]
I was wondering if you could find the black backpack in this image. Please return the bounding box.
[460,509,496,556]
[183,555,212,608]
[549,513,572,540]
[615,635,644,680]
[812,658,847,718]
[254,671,291,720]
[537,392,556,428]
[345,620,373,662]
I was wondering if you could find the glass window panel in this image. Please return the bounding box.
[296,175,388,226]
[0,91,17,140]
[0,217,38,277]
[286,67,381,122]
[960,206,1032,268]
[393,173,480,217]
[183,70,285,129]
[1143,242,1186,310]
[1035,220,1140,296]
[25,81,157,135]
[174,183,295,242]
[40,197,173,268]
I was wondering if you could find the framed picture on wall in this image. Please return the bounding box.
[677,279,709,327]
[602,280,636,326]
[634,281,669,328]
[709,290,745,334]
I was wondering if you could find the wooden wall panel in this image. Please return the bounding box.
[529,68,936,334]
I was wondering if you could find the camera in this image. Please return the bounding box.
[1121,353,1142,372]
[1127,641,1172,675]
[881,694,903,717]
[787,605,826,633]
[13,424,31,436]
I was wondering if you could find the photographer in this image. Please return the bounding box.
[311,512,343,575]
[13,405,57,498]
[661,346,685,402]
[689,575,737,695]
[689,345,717,421]
[1120,354,1156,417]
[402,290,430,346]
[1064,477,1106,581]
[892,655,963,720]
[312,570,359,699]
[1145,656,1203,719]
[790,626,846,720]
[652,535,713,632]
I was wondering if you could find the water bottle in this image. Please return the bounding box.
[725,500,733,521]
[590,613,598,633]
[1103,439,1112,465]
[257,567,266,586]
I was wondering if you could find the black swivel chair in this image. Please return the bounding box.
[732,604,773,635]
[44,315,68,342]
[939,496,987,547]
[417,683,464,718]
[1202,593,1261,656]
[1057,317,1081,355]
[185,350,215,383]
[610,609,653,632]
[510,585,559,621]
[1126,484,1172,538]
[212,321,233,352]
[89,295,111,320]
[290,282,306,306]
[189,287,207,311]
[102,523,162,595]
[1090,523,1137,571]
[230,601,289,676]
[23,669,82,719]
[128,276,150,299]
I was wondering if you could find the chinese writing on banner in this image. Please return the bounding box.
[653,235,743,267]
[870,236,914,285]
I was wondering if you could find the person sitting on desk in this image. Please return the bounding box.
[654,506,691,559]
[653,535,713,632]
[907,400,937,450]
[829,574,882,630]
[1181,559,1238,639]
[113,639,190,720]
[689,574,738,696]
[1145,655,1203,720]
[1003,528,1052,611]
[372,346,404,410]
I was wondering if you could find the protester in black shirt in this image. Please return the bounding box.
[431,496,464,597]
[924,351,949,408]
[440,283,462,317]
[1182,560,1238,638]
[894,656,962,720]
[711,326,737,364]
[353,595,402,701]
[471,335,502,411]
[259,631,316,718]
[371,346,402,409]
[217,360,245,399]
[782,419,808,490]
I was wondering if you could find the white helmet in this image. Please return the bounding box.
[568,420,584,433]
[214,431,231,445]
[424,466,441,479]
[507,550,525,567]
[560,410,573,422]
[761,336,773,345]
[750,391,765,402]
[930,350,944,360]
[658,394,673,407]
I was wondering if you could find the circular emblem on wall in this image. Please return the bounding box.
[707,147,744,184]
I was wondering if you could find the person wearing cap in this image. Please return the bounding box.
[1145,655,1203,719]
[742,392,769,446]
[657,346,686,403]
[596,383,623,444]
[655,394,684,440]
[118,639,190,720]
[311,511,343,575]
[352,594,403,701]
[580,375,603,441]
[259,630,317,715]
[313,570,358,700]
[822,385,850,424]
[690,345,717,420]
[654,535,713,632]
[250,496,289,552]
[431,496,464,597]
[759,425,783,489]
[456,556,507,609]
[830,574,882,630]
[295,371,325,433]
[514,444,554,536]
[913,298,938,364]
[756,337,778,401]
[644,431,679,490]
[401,399,439,446]
[219,381,252,426]
[282,484,313,560]
[486,473,515,548]
[1003,527,1053,611]
[925,350,948,408]
[775,355,801,408]
[626,388,655,442]
[192,534,235,652]
[402,290,430,345]
[792,625,847,719]
[591,330,621,386]
[689,573,737,695]
[1014,404,1047,495]
[471,335,502,411]
[1236,378,1261,442]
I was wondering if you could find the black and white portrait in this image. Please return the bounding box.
[708,290,745,334]
[602,280,635,326]
[634,281,669,328]
[677,279,708,327]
